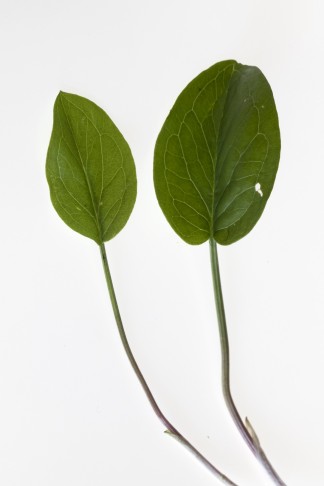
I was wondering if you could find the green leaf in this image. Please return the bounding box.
[154,60,280,245]
[46,92,137,244]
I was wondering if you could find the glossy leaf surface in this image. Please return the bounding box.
[46,92,137,244]
[154,60,280,245]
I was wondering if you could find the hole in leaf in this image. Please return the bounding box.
[255,183,263,197]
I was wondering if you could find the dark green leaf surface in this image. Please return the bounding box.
[154,60,280,245]
[46,92,137,244]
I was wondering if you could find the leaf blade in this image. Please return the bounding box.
[46,92,137,244]
[154,60,280,245]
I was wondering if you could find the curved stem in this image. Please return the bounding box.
[209,238,286,486]
[100,243,238,486]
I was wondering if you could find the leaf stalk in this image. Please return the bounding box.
[100,242,238,486]
[209,238,286,486]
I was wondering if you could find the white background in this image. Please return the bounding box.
[0,0,323,485]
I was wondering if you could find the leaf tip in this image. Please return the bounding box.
[57,91,71,102]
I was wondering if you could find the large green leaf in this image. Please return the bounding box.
[46,92,137,244]
[154,60,280,245]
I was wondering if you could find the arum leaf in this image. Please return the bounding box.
[154,60,280,245]
[46,92,137,244]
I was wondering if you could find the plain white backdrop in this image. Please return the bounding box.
[1,0,324,484]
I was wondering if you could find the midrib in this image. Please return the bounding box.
[60,96,103,243]
[211,62,237,237]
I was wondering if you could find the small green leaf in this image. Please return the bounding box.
[154,60,280,245]
[46,92,137,244]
